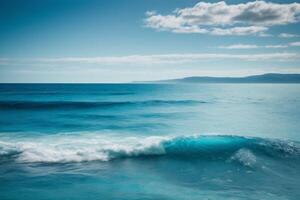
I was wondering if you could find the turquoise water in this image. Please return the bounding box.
[0,84,300,199]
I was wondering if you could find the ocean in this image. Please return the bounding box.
[0,83,299,200]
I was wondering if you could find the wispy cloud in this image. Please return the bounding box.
[210,26,268,36]
[265,45,289,49]
[218,44,289,49]
[145,1,300,36]
[279,33,300,38]
[218,44,259,49]
[1,52,300,67]
[289,42,300,46]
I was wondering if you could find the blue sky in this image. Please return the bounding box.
[0,0,300,82]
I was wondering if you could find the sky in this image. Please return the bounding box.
[0,0,300,83]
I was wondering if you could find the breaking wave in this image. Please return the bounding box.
[0,134,299,164]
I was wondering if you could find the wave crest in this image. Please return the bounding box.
[0,134,299,163]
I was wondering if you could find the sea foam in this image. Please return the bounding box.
[0,134,299,163]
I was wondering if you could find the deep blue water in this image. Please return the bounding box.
[0,83,300,200]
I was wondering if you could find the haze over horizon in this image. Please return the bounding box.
[1,0,300,83]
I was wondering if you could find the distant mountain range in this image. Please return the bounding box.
[155,73,300,83]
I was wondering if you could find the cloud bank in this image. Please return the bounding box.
[145,1,300,36]
[1,52,300,67]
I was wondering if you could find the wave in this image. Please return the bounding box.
[0,134,299,164]
[0,100,203,110]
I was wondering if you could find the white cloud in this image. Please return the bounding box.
[210,26,268,36]
[289,41,300,46]
[219,44,259,49]
[145,1,300,36]
[219,44,288,49]
[1,52,299,67]
[279,33,299,38]
[265,45,289,48]
[145,10,156,16]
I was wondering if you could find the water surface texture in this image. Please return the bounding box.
[0,84,300,200]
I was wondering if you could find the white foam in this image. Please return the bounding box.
[231,148,257,167]
[0,134,169,163]
[1,133,298,163]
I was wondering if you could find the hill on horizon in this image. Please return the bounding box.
[155,73,300,83]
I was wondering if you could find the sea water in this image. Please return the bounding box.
[0,83,299,200]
